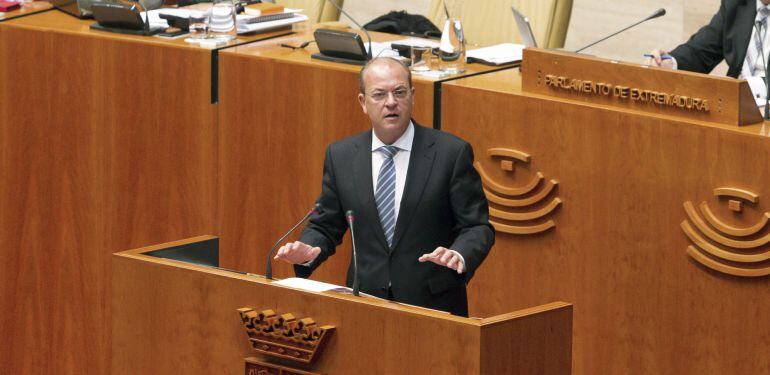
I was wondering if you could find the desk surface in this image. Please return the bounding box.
[3,8,293,49]
[446,68,770,137]
[0,1,51,22]
[222,27,509,82]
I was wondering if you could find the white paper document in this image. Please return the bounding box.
[273,277,351,293]
[365,42,401,59]
[391,37,440,48]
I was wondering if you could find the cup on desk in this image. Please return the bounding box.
[189,13,210,40]
[410,46,432,72]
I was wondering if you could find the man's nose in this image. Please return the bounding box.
[384,93,398,106]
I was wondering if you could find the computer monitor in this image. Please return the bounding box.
[511,6,538,48]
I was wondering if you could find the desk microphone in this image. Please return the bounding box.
[574,8,666,53]
[325,0,372,59]
[265,203,323,280]
[345,210,360,296]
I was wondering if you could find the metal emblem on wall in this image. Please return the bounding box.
[238,308,335,375]
[681,187,770,277]
[474,147,562,235]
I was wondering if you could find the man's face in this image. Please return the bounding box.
[357,60,415,144]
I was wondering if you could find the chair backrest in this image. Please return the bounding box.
[275,0,343,24]
[427,0,573,48]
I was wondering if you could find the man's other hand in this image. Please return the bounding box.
[646,49,675,69]
[418,247,465,274]
[275,241,321,265]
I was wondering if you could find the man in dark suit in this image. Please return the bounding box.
[274,57,494,317]
[647,0,769,79]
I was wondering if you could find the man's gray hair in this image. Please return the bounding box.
[358,57,413,94]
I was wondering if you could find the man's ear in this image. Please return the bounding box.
[358,93,368,114]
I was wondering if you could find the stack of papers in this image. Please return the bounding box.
[237,12,307,34]
[466,43,524,65]
[148,7,307,35]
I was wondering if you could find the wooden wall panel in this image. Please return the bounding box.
[0,23,217,374]
[441,69,770,374]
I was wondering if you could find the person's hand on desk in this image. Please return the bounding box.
[418,247,465,274]
[275,241,321,265]
[645,49,676,69]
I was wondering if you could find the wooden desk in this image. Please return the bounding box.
[441,68,770,373]
[0,11,290,374]
[112,236,573,374]
[0,1,51,22]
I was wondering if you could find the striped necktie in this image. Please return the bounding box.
[747,6,770,76]
[375,145,399,248]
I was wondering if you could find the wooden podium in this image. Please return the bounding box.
[112,236,573,374]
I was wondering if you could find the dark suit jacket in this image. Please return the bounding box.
[670,0,756,78]
[295,123,494,316]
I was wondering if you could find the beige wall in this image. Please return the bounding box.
[343,0,726,74]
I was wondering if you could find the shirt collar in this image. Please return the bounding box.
[371,121,414,152]
[758,0,769,11]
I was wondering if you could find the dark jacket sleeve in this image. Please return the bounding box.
[294,146,347,278]
[669,2,726,74]
[448,142,495,283]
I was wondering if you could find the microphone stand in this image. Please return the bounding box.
[265,204,321,280]
[345,210,360,296]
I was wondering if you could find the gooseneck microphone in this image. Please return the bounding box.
[345,210,360,296]
[325,0,372,59]
[265,203,322,280]
[574,8,666,53]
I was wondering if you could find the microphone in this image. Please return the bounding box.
[756,20,770,120]
[325,0,372,59]
[345,210,360,296]
[574,8,666,53]
[265,203,322,280]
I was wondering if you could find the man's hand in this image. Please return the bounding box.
[418,247,465,274]
[274,241,321,265]
[646,49,675,69]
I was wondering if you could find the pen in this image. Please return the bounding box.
[643,53,673,60]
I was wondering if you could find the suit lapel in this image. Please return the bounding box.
[391,124,436,251]
[351,131,391,252]
[731,1,757,72]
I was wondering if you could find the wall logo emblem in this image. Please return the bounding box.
[474,148,561,235]
[681,187,770,277]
